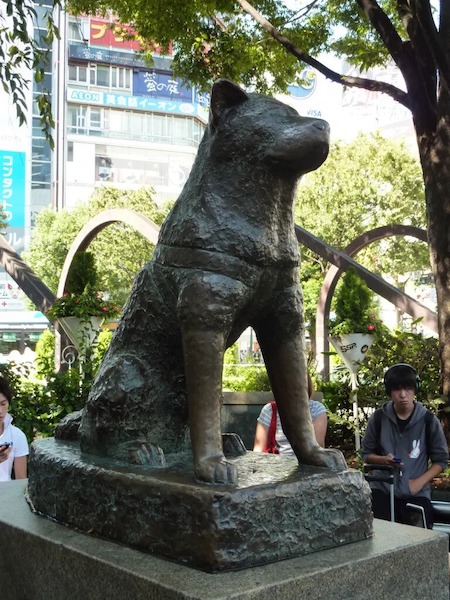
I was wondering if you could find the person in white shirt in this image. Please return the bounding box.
[0,376,29,482]
[253,374,327,454]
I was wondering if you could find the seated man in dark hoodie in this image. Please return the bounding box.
[362,363,449,529]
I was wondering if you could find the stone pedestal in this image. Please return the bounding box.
[2,480,449,600]
[28,438,372,572]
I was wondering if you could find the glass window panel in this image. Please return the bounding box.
[33,27,47,48]
[78,66,87,83]
[34,73,52,94]
[32,161,51,182]
[69,65,77,81]
[67,141,74,162]
[68,20,83,41]
[35,5,52,24]
[89,108,102,129]
[108,110,122,131]
[130,113,143,133]
[32,139,51,162]
[67,106,77,127]
[96,66,110,87]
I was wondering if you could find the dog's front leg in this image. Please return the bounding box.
[177,271,246,485]
[255,282,347,472]
[182,327,237,485]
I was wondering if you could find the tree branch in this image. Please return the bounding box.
[356,0,406,66]
[235,0,410,108]
[411,0,450,92]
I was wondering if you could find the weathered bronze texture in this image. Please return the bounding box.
[29,80,376,572]
[28,438,373,572]
[72,79,347,484]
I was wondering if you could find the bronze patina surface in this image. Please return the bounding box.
[28,80,374,571]
[28,438,372,572]
[67,79,344,484]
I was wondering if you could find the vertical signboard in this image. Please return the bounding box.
[1,150,26,251]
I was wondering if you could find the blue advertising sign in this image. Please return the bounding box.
[68,87,208,119]
[0,151,25,228]
[193,88,210,108]
[69,43,173,71]
[69,43,146,67]
[133,70,193,102]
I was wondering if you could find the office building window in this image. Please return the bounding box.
[69,64,88,84]
[68,18,89,42]
[89,64,131,91]
[67,105,87,134]
[67,104,205,145]
[89,108,102,129]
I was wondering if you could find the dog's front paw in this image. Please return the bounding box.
[195,455,238,485]
[303,447,347,471]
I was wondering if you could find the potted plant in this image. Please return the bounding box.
[328,266,379,373]
[328,266,381,450]
[47,251,120,352]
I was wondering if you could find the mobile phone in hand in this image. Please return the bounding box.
[0,442,12,450]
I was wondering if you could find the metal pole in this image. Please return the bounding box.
[350,371,360,451]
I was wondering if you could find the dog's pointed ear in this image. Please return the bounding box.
[209,79,249,129]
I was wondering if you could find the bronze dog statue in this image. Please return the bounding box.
[77,79,347,484]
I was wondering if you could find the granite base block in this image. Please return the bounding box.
[1,480,449,600]
[27,438,373,571]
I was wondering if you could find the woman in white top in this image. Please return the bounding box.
[253,374,327,454]
[0,377,29,482]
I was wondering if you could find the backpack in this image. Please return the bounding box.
[263,401,279,454]
[372,404,434,458]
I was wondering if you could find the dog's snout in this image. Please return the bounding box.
[312,120,329,132]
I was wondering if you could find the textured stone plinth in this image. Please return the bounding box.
[28,438,373,572]
[3,481,449,600]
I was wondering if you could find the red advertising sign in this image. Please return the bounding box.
[90,18,171,54]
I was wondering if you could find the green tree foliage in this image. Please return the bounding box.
[0,360,87,441]
[296,133,429,324]
[0,327,113,441]
[222,344,271,391]
[296,133,426,269]
[34,328,56,379]
[24,187,172,307]
[1,0,59,145]
[330,266,378,335]
[0,208,7,233]
[65,251,98,294]
[22,203,91,293]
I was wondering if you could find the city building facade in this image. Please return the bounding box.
[1,7,209,361]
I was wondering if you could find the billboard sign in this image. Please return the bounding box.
[68,87,207,119]
[133,70,193,102]
[89,18,170,55]
[1,150,25,229]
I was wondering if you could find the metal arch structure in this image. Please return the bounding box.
[308,225,432,378]
[57,208,161,296]
[0,210,161,314]
[0,235,55,313]
[0,213,435,379]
